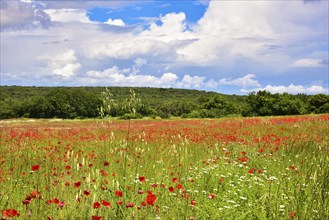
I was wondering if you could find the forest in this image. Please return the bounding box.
[0,86,328,119]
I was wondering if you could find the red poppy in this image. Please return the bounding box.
[93,202,101,209]
[169,186,174,192]
[53,198,60,204]
[83,190,90,196]
[151,183,158,188]
[57,201,65,208]
[92,216,102,220]
[208,194,215,199]
[117,200,123,205]
[65,165,71,170]
[115,190,123,197]
[31,165,40,171]
[248,168,255,174]
[177,184,182,190]
[190,200,197,206]
[146,193,157,206]
[139,176,146,182]
[101,200,111,207]
[74,181,81,188]
[290,166,295,170]
[138,190,144,194]
[126,202,134,208]
[23,199,31,205]
[289,211,296,219]
[241,151,247,155]
[172,177,178,183]
[141,201,147,206]
[65,182,70,186]
[257,169,262,173]
[104,161,110,166]
[46,200,52,204]
[2,209,20,218]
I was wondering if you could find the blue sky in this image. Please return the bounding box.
[1,0,328,94]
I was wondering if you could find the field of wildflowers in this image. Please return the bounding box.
[1,115,328,219]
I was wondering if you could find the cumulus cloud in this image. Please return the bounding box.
[104,18,125,26]
[241,84,328,94]
[219,74,261,88]
[40,50,81,79]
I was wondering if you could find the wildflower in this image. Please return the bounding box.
[138,190,144,194]
[146,192,157,206]
[92,216,102,220]
[172,177,178,183]
[53,198,60,204]
[83,190,90,196]
[208,194,215,199]
[101,200,111,207]
[93,202,101,209]
[139,176,146,182]
[115,190,123,197]
[177,184,183,190]
[141,201,147,206]
[290,166,295,170]
[46,200,52,204]
[169,186,174,192]
[126,202,134,208]
[74,181,81,188]
[289,211,296,219]
[104,161,110,166]
[248,168,255,174]
[190,200,197,206]
[117,200,123,205]
[31,165,40,171]
[2,209,20,218]
[65,165,71,170]
[57,201,65,208]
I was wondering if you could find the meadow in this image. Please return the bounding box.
[1,115,328,219]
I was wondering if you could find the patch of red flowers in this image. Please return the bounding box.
[2,209,20,218]
[146,191,157,206]
[115,190,123,197]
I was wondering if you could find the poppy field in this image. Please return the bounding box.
[1,115,329,219]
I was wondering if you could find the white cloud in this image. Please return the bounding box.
[219,74,261,88]
[44,9,91,23]
[291,58,326,67]
[41,50,81,79]
[104,18,125,26]
[177,75,206,88]
[134,57,147,67]
[241,84,328,94]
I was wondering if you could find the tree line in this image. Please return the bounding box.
[0,86,328,119]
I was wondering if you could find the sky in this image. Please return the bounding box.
[0,0,328,95]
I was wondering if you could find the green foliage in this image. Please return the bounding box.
[0,86,328,119]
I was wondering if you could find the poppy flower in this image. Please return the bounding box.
[177,184,182,190]
[138,190,144,194]
[172,178,178,183]
[92,216,102,220]
[101,200,111,207]
[53,198,60,204]
[126,202,134,208]
[93,202,101,209]
[23,199,31,205]
[65,165,71,170]
[289,211,296,219]
[141,201,147,206]
[74,181,81,188]
[139,176,146,182]
[208,194,215,199]
[115,190,123,197]
[57,201,65,208]
[117,200,123,205]
[83,190,90,196]
[31,165,40,171]
[2,209,20,218]
[248,168,255,174]
[290,166,295,170]
[169,186,174,192]
[146,193,157,206]
[190,200,197,206]
[46,200,52,204]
